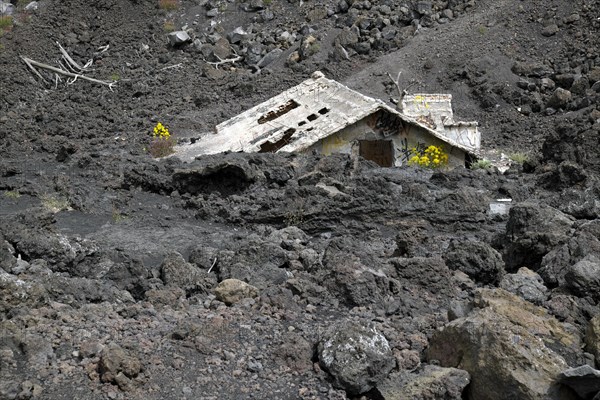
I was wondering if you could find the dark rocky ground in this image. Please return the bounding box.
[0,0,600,399]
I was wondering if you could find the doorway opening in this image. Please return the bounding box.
[358,140,394,167]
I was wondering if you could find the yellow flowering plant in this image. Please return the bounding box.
[148,122,175,158]
[408,145,448,169]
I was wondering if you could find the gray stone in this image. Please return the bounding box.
[206,8,218,17]
[588,67,600,84]
[571,76,590,96]
[586,315,600,362]
[547,88,572,109]
[336,0,349,13]
[503,203,574,271]
[160,252,215,296]
[212,37,232,59]
[25,2,38,11]
[99,343,141,391]
[0,2,14,15]
[258,9,274,22]
[539,232,600,288]
[318,321,394,395]
[378,365,470,400]
[168,31,191,47]
[499,267,548,305]
[542,24,560,37]
[512,61,553,78]
[558,365,600,399]
[416,1,433,16]
[566,13,581,23]
[444,240,505,285]
[566,255,600,300]
[0,269,47,316]
[555,73,576,88]
[228,27,250,44]
[214,278,259,305]
[257,48,283,68]
[381,26,397,40]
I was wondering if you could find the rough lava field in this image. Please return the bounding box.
[0,0,600,399]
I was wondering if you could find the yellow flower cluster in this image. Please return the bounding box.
[153,122,170,139]
[408,145,448,169]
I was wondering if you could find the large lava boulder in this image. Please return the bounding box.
[501,203,574,271]
[378,365,470,400]
[427,288,582,400]
[444,240,505,285]
[318,320,395,395]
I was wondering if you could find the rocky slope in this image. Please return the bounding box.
[0,0,599,399]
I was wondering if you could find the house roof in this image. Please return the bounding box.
[174,71,479,161]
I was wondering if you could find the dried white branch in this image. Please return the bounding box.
[21,56,116,90]
[22,56,48,83]
[387,71,402,99]
[57,42,87,72]
[207,258,218,274]
[206,54,242,69]
[160,63,183,71]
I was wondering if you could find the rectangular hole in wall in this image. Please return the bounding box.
[258,100,300,125]
[318,107,330,115]
[307,114,318,121]
[259,128,296,153]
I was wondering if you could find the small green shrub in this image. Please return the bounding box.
[509,152,529,165]
[40,193,69,212]
[305,43,321,57]
[4,190,21,199]
[163,20,175,32]
[112,208,128,223]
[470,159,493,170]
[0,16,13,31]
[158,0,179,10]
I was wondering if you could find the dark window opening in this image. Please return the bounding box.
[258,100,300,124]
[307,114,318,121]
[259,128,296,153]
[298,121,307,126]
[318,107,330,115]
[359,140,393,167]
[306,127,314,131]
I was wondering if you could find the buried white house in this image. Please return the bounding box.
[175,71,480,167]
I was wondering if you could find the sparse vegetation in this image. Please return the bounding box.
[109,72,120,81]
[0,16,13,31]
[40,193,69,213]
[4,190,21,199]
[112,208,128,223]
[470,158,493,170]
[305,43,321,57]
[163,20,175,32]
[509,152,529,165]
[158,0,179,11]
